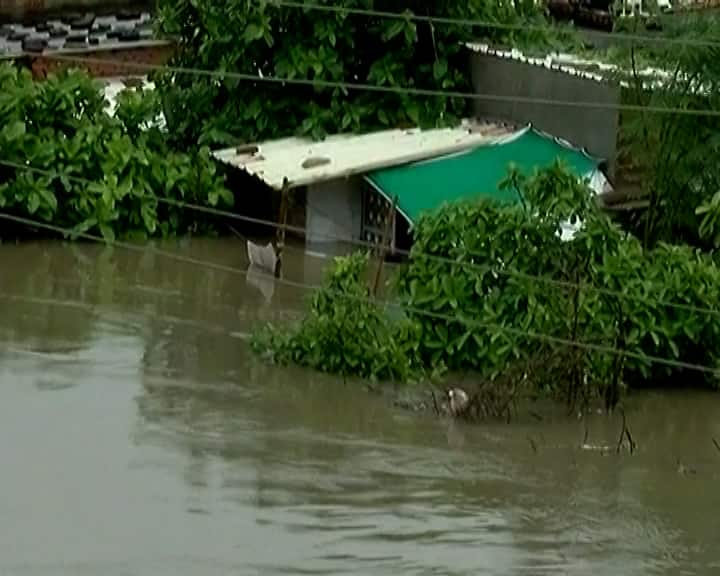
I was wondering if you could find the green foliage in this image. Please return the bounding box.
[587,240,720,387]
[0,63,232,241]
[396,161,590,378]
[400,163,720,396]
[252,251,421,382]
[154,0,559,147]
[255,163,720,403]
[612,13,720,249]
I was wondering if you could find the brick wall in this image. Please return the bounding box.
[0,0,152,21]
[27,40,173,79]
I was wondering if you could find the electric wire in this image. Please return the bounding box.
[1,210,719,377]
[28,51,720,118]
[2,157,719,320]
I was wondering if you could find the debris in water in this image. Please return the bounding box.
[581,443,610,454]
[246,264,276,302]
[676,458,697,476]
[447,387,470,416]
[247,240,279,276]
[528,435,538,454]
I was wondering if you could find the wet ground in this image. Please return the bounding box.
[1,239,720,575]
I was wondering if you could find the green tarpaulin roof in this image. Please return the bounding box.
[364,127,601,223]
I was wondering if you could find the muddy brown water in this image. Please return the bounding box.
[1,239,720,575]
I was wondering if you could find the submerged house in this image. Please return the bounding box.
[212,119,612,254]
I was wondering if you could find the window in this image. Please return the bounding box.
[361,183,395,250]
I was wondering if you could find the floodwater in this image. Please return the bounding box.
[1,238,720,575]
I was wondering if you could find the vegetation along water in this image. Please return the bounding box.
[2,0,720,573]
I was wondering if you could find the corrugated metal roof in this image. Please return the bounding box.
[212,120,516,190]
[465,43,688,91]
[467,43,611,84]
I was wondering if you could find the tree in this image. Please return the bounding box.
[153,0,552,148]
[616,13,720,249]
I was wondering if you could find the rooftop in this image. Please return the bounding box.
[212,120,517,190]
[466,43,676,89]
[0,11,161,55]
[365,125,611,228]
[467,42,611,84]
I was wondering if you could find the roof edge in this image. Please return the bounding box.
[211,119,516,190]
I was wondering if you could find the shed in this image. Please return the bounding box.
[212,119,515,249]
[212,121,612,251]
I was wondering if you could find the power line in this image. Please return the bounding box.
[265,0,720,49]
[0,291,237,337]
[1,210,718,377]
[31,52,720,118]
[2,157,720,320]
[156,197,720,321]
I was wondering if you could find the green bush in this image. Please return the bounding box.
[252,251,422,382]
[254,163,720,404]
[399,163,720,397]
[588,240,720,388]
[395,163,593,374]
[0,64,232,241]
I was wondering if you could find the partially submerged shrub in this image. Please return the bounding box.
[253,163,720,407]
[251,252,422,382]
[399,164,720,403]
[588,240,720,388]
[395,162,594,379]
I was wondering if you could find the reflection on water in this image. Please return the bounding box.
[1,239,720,575]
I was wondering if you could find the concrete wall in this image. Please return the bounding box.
[305,177,363,249]
[469,51,621,178]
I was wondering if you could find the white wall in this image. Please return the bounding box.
[305,177,363,249]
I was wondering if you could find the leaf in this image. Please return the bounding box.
[403,22,417,44]
[456,330,472,350]
[141,202,157,233]
[39,186,58,212]
[71,217,97,239]
[117,178,133,200]
[27,192,40,214]
[650,331,660,347]
[406,102,420,125]
[243,23,264,43]
[99,223,116,243]
[383,20,405,41]
[263,30,274,48]
[1,120,26,141]
[432,59,448,81]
